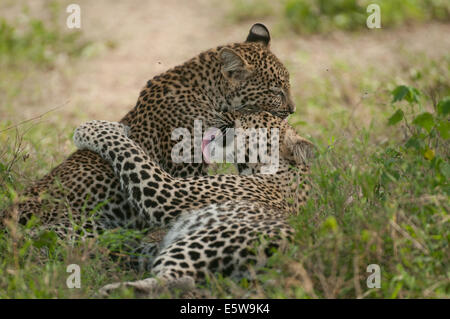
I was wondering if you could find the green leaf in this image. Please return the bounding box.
[424,148,435,161]
[388,109,404,125]
[413,112,434,133]
[407,88,421,104]
[436,120,450,139]
[439,161,450,179]
[19,240,32,258]
[405,137,421,150]
[25,215,40,229]
[392,85,409,103]
[437,97,450,116]
[33,230,58,249]
[292,120,307,126]
[391,85,420,104]
[322,216,339,233]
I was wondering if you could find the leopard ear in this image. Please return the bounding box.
[245,23,270,47]
[219,47,252,82]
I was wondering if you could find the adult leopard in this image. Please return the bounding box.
[72,111,314,296]
[2,24,296,233]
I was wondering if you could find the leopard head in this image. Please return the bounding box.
[218,24,296,119]
[207,111,315,175]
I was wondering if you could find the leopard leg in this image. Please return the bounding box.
[120,241,161,272]
[97,273,195,298]
[73,121,182,227]
[97,217,293,297]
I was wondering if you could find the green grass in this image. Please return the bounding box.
[0,3,449,299]
[1,81,448,298]
[0,17,89,67]
[0,221,146,298]
[257,88,449,298]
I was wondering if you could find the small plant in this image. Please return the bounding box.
[387,85,449,184]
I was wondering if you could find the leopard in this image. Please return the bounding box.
[1,24,297,236]
[71,111,315,296]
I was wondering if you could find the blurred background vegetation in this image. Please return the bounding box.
[0,0,448,298]
[230,0,450,33]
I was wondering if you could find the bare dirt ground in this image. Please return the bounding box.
[4,0,450,126]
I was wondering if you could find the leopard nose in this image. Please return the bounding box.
[285,91,296,114]
[288,99,296,114]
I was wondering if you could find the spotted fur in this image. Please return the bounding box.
[2,24,296,233]
[72,112,315,296]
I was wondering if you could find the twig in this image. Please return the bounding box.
[0,100,69,133]
[389,219,429,254]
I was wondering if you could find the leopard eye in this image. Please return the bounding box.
[270,87,284,96]
[270,87,286,102]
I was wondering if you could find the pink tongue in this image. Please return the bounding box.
[202,128,222,164]
[202,137,211,164]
